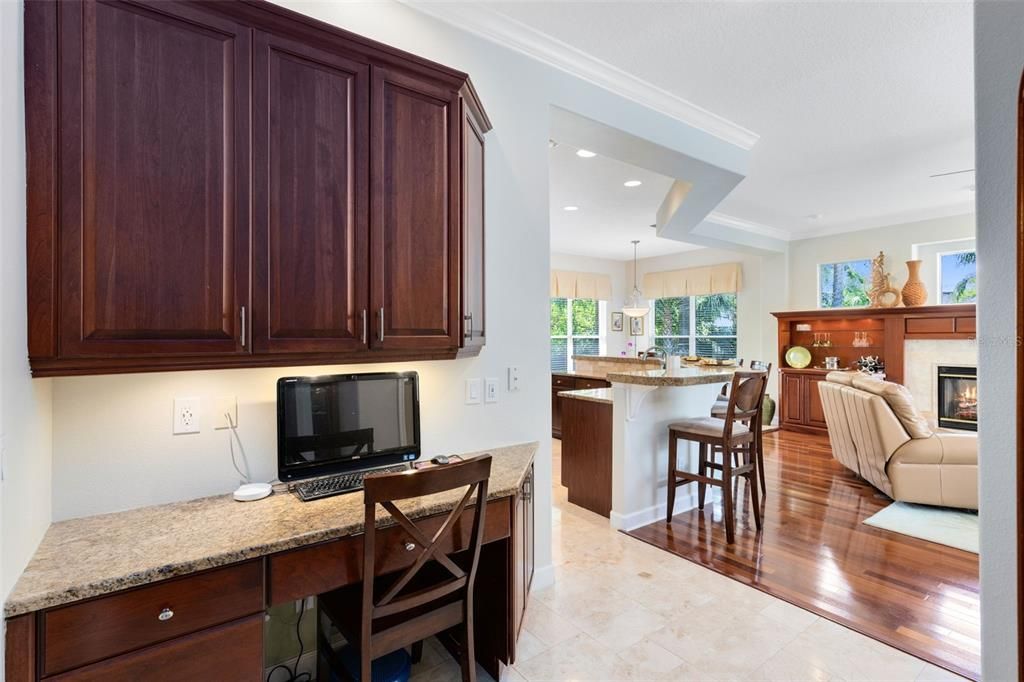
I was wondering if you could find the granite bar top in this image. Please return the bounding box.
[570,355,660,365]
[4,442,538,618]
[607,365,738,387]
[557,388,612,404]
[551,370,608,381]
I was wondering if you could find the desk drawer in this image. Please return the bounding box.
[45,614,262,681]
[268,496,511,605]
[42,560,263,676]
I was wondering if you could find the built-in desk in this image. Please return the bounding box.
[4,443,537,681]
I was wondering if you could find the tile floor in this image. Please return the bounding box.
[408,440,965,681]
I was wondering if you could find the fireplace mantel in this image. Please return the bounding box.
[771,304,976,433]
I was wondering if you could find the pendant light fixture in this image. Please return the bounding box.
[622,240,649,317]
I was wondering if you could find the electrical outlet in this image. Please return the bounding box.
[507,366,520,392]
[465,378,482,405]
[173,397,201,434]
[485,378,498,403]
[214,395,237,430]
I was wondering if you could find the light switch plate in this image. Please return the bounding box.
[214,395,237,430]
[485,378,498,403]
[173,397,201,434]
[465,379,482,405]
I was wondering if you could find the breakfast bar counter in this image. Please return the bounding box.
[607,365,738,530]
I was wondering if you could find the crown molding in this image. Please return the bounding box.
[704,212,791,242]
[787,202,976,242]
[401,2,760,151]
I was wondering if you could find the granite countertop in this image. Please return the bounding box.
[557,388,612,404]
[4,442,538,618]
[607,365,738,387]
[552,370,608,381]
[570,355,661,365]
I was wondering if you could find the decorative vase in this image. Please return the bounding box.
[762,393,776,426]
[901,260,927,307]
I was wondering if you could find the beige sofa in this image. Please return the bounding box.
[817,372,978,510]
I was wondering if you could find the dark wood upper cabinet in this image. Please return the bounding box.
[56,0,251,357]
[252,31,370,354]
[25,0,490,376]
[461,100,486,351]
[370,67,460,351]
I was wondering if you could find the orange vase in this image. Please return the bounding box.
[901,259,927,307]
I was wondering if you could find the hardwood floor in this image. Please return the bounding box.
[626,429,980,680]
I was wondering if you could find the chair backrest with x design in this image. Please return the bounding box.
[360,455,492,647]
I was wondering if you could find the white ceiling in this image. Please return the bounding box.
[548,142,700,260]
[484,1,977,239]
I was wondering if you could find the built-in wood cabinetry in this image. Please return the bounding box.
[511,464,535,656]
[773,304,976,434]
[25,0,490,377]
[551,374,610,438]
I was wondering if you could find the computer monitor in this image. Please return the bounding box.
[276,371,420,482]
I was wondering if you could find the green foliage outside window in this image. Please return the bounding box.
[819,260,871,308]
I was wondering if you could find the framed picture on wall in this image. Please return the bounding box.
[610,311,624,332]
[630,315,644,336]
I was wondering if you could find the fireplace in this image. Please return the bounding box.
[936,366,977,431]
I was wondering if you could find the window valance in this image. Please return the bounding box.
[550,270,613,301]
[642,262,742,298]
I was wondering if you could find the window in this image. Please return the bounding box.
[652,294,737,360]
[939,250,977,303]
[818,259,871,308]
[550,298,603,371]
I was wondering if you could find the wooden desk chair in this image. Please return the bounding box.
[317,456,492,682]
[711,361,771,496]
[668,370,768,543]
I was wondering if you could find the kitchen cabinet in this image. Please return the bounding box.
[26,0,490,377]
[253,30,370,354]
[511,464,535,656]
[51,0,252,359]
[551,374,610,438]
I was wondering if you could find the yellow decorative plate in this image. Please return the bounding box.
[785,346,812,369]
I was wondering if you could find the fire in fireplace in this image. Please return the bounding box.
[936,366,977,431]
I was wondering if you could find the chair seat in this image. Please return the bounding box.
[669,416,750,438]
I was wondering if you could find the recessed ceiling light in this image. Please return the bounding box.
[563,205,579,211]
[624,180,642,187]
[576,149,596,158]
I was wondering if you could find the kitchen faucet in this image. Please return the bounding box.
[640,346,667,369]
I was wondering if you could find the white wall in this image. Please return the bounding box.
[43,0,746,606]
[0,0,54,616]
[974,2,1021,677]
[550,252,631,357]
[787,213,976,310]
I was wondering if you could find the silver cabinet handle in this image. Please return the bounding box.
[464,312,473,340]
[158,607,174,622]
[361,309,367,345]
[378,307,385,342]
[239,306,246,348]
[404,542,415,551]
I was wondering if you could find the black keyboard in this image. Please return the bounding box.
[293,464,409,502]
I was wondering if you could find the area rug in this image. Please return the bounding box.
[863,501,978,553]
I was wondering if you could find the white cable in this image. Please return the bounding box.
[226,412,252,484]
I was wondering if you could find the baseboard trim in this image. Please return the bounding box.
[610,490,698,531]
[532,563,555,591]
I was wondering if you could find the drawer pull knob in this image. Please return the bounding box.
[404,542,416,551]
[158,608,174,622]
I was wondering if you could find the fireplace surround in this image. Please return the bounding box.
[937,366,977,431]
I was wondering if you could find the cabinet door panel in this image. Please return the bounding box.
[807,377,828,428]
[59,0,250,356]
[253,32,369,353]
[782,373,804,425]
[371,67,459,350]
[461,103,485,348]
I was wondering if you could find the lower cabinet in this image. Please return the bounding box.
[780,369,829,433]
[552,374,610,438]
[511,464,535,655]
[561,397,612,517]
[45,616,263,682]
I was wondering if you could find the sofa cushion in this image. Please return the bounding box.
[850,376,933,439]
[891,433,978,466]
[825,371,856,386]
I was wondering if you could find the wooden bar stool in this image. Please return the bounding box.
[317,456,492,682]
[667,371,768,543]
[711,361,771,496]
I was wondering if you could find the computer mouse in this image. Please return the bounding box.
[431,455,451,465]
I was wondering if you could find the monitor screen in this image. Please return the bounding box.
[276,372,420,481]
